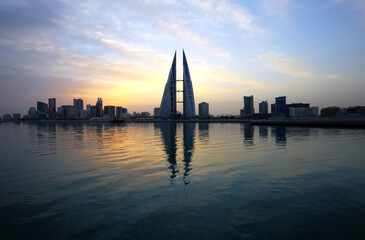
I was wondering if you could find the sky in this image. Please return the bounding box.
[0,0,365,116]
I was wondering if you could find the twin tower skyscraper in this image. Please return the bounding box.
[159,50,196,119]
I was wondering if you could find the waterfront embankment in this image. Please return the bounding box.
[251,118,365,128]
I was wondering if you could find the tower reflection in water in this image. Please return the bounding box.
[157,123,195,184]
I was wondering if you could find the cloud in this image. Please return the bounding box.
[257,51,313,78]
[100,38,170,66]
[211,68,266,88]
[156,20,230,59]
[186,0,263,36]
[193,64,265,88]
[260,0,291,17]
[325,74,341,79]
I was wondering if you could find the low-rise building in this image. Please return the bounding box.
[60,105,75,120]
[104,106,116,119]
[13,113,21,120]
[154,107,160,117]
[289,107,319,118]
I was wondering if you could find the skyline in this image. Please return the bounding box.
[1,0,365,116]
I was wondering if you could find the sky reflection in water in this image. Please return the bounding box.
[0,122,365,239]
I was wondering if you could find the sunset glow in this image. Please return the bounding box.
[1,0,364,115]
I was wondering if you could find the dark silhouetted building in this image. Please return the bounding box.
[199,102,209,118]
[289,107,319,118]
[73,99,83,111]
[286,103,309,117]
[90,106,97,118]
[86,104,91,119]
[96,98,103,117]
[259,101,268,114]
[28,107,36,116]
[243,96,254,116]
[271,104,276,115]
[2,114,12,120]
[275,96,286,117]
[48,98,56,119]
[104,106,115,118]
[37,101,48,113]
[321,106,342,117]
[154,107,160,117]
[344,106,365,117]
[73,98,84,119]
[13,113,21,120]
[116,107,123,119]
[141,112,150,118]
[60,105,75,119]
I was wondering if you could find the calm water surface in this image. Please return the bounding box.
[0,122,365,239]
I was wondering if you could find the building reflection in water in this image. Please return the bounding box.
[198,122,209,144]
[36,122,57,155]
[273,126,287,146]
[158,123,195,184]
[242,123,255,147]
[183,123,195,185]
[259,126,268,138]
[158,123,178,179]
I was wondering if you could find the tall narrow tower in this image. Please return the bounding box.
[182,50,196,118]
[159,51,177,118]
[159,50,195,119]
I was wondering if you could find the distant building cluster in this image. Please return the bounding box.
[6,97,130,121]
[239,95,365,119]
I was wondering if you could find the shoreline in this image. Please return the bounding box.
[251,119,365,128]
[2,118,365,128]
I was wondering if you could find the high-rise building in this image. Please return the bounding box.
[271,104,276,115]
[159,52,177,118]
[275,96,286,117]
[37,101,48,113]
[259,101,268,114]
[96,98,103,117]
[104,106,115,118]
[86,104,91,119]
[159,50,195,119]
[116,107,122,119]
[73,99,84,119]
[243,96,254,116]
[48,98,56,119]
[90,106,97,118]
[48,98,56,113]
[182,50,196,118]
[199,102,209,118]
[73,99,83,111]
